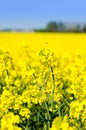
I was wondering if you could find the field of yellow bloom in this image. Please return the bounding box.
[1,32,86,56]
[0,33,86,130]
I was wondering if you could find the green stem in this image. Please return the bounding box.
[45,102,50,130]
[51,66,55,113]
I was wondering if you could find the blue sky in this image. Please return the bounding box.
[0,0,86,29]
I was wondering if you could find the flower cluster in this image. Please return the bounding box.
[0,47,86,130]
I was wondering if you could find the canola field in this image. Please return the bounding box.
[1,32,86,56]
[0,33,86,130]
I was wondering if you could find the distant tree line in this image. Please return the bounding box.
[0,29,13,32]
[34,21,86,33]
[1,21,86,32]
